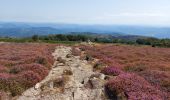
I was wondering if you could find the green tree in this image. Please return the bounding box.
[32,35,39,41]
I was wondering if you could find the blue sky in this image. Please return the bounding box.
[0,0,170,26]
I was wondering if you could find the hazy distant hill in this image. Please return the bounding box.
[0,22,170,38]
[0,27,64,37]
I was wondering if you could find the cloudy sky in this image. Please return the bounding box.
[0,0,170,26]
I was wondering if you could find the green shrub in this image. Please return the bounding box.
[35,56,48,65]
[32,35,39,41]
[124,65,147,72]
[9,67,21,74]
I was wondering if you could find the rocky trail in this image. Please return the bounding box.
[17,46,107,100]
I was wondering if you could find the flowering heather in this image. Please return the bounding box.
[0,65,8,72]
[11,63,49,80]
[17,71,41,88]
[139,70,170,94]
[0,43,57,96]
[0,73,14,79]
[77,44,170,70]
[0,91,11,100]
[105,73,167,100]
[101,66,123,76]
[76,44,170,97]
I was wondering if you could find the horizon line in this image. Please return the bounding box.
[0,21,170,28]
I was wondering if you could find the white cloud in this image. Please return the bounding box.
[107,12,167,17]
[90,12,170,26]
[95,12,169,20]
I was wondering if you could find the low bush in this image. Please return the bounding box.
[0,73,24,96]
[35,56,48,66]
[0,43,57,96]
[14,64,49,80]
[105,73,167,99]
[124,65,147,72]
[76,44,170,98]
[101,66,123,76]
[17,71,41,88]
[0,66,8,73]
[139,70,170,93]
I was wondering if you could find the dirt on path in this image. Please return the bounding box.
[17,46,106,100]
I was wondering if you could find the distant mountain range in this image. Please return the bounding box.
[0,22,170,38]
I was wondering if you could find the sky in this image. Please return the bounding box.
[0,0,170,26]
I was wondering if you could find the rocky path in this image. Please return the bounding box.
[17,46,106,100]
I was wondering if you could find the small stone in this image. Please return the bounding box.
[34,83,41,90]
[66,54,73,58]
[99,73,105,80]
[57,57,66,64]
[90,78,104,89]
[49,82,54,89]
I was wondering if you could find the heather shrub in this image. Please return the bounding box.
[0,91,11,100]
[17,71,41,88]
[161,80,170,92]
[28,64,49,79]
[16,64,49,80]
[77,44,170,71]
[101,66,123,76]
[0,73,24,96]
[77,44,170,98]
[35,56,48,65]
[0,73,13,91]
[124,65,147,72]
[8,81,24,96]
[9,67,21,74]
[0,43,57,96]
[139,70,170,93]
[0,66,8,73]
[0,73,14,80]
[105,73,166,100]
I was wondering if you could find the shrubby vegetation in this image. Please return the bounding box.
[0,43,56,96]
[38,34,91,42]
[136,38,170,47]
[105,73,166,99]
[101,66,123,76]
[74,44,170,99]
[0,33,170,47]
[38,34,170,47]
